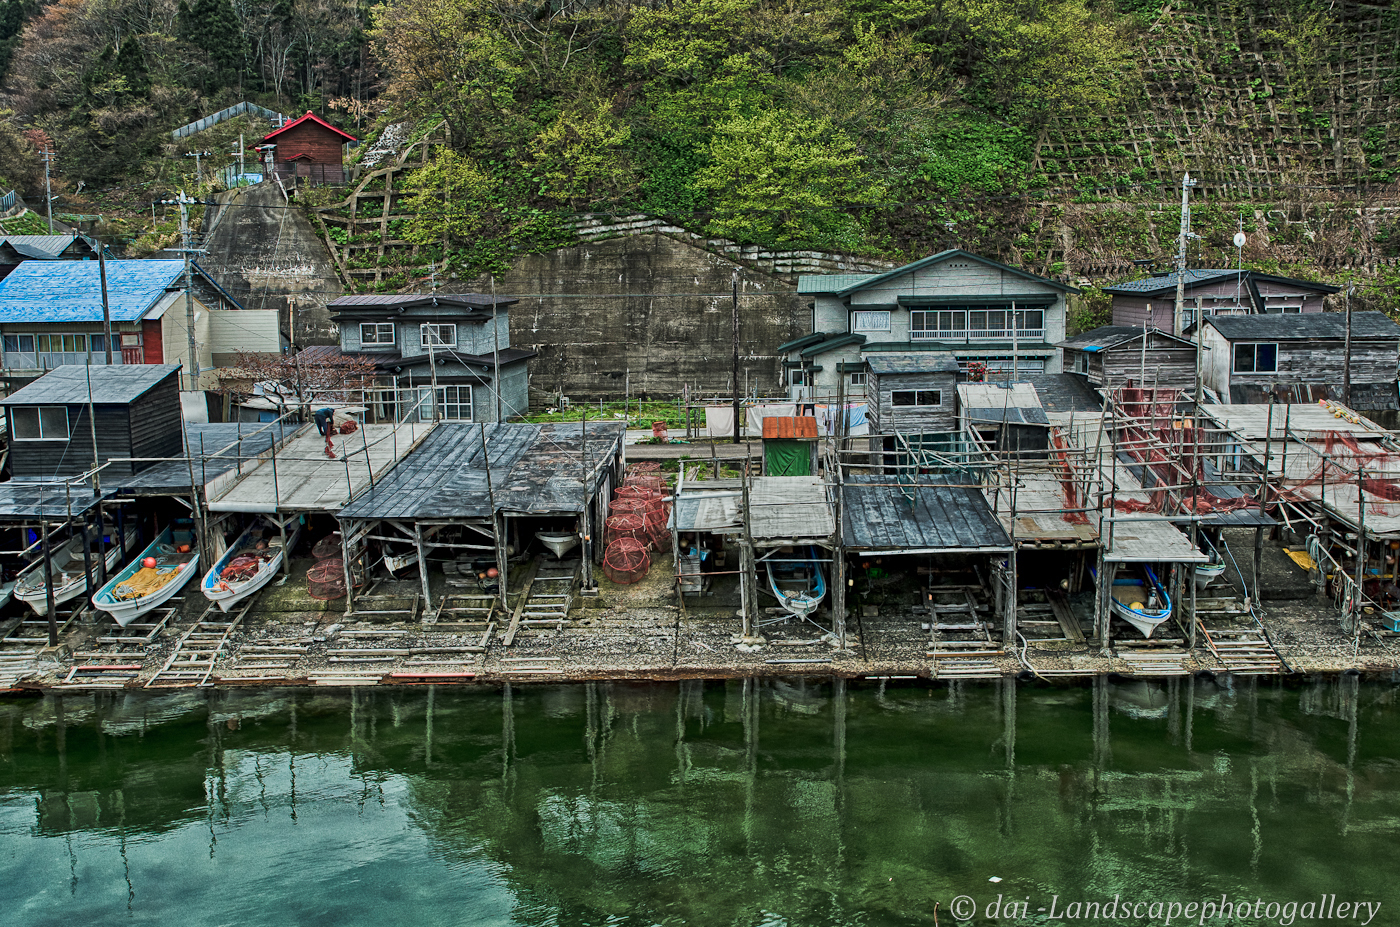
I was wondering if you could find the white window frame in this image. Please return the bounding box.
[890,389,942,407]
[1232,342,1278,374]
[435,385,473,420]
[789,369,812,387]
[852,311,890,333]
[11,405,69,440]
[911,309,966,342]
[847,371,867,387]
[420,323,457,348]
[360,322,395,346]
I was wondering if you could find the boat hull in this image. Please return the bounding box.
[1194,561,1227,588]
[536,532,579,560]
[766,548,827,619]
[15,527,134,616]
[93,529,200,627]
[1107,566,1172,638]
[202,519,301,611]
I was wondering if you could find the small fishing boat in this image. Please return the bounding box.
[93,526,200,627]
[382,545,419,576]
[765,547,827,619]
[15,522,137,616]
[536,530,579,560]
[1106,564,1172,638]
[202,516,302,612]
[1195,537,1227,589]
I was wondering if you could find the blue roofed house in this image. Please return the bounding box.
[784,250,1079,402]
[0,259,281,389]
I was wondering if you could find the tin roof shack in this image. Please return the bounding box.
[336,421,624,622]
[0,365,183,481]
[326,293,537,423]
[789,249,1079,401]
[956,382,1050,457]
[0,234,111,281]
[259,111,357,185]
[865,353,958,467]
[1058,326,1198,392]
[762,416,819,476]
[0,259,274,388]
[1104,269,1338,333]
[1196,312,1400,412]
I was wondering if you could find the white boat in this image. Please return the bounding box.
[1195,538,1227,588]
[92,526,200,627]
[536,531,579,560]
[201,516,302,612]
[1106,564,1173,638]
[383,546,419,575]
[15,522,137,616]
[765,547,827,619]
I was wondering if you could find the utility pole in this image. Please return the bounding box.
[41,147,54,232]
[1172,172,1197,338]
[185,150,209,188]
[731,275,740,444]
[161,192,202,388]
[236,135,245,178]
[1344,283,1355,407]
[95,231,112,364]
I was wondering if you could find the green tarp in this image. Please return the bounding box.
[765,440,811,476]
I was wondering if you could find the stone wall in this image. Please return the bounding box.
[464,233,817,405]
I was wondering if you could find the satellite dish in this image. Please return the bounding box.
[1233,231,1247,248]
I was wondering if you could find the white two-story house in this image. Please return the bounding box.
[783,250,1078,401]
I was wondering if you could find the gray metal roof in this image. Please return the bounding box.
[0,481,104,519]
[842,473,1012,553]
[749,476,833,543]
[338,421,627,521]
[1205,311,1400,341]
[116,422,295,494]
[833,249,1079,297]
[1059,325,1152,350]
[326,293,516,308]
[0,365,180,406]
[1022,374,1103,414]
[957,383,1046,425]
[337,422,537,521]
[866,353,959,375]
[1104,268,1340,296]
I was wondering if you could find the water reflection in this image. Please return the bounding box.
[1,677,1397,926]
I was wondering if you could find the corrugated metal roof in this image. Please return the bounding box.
[762,416,819,440]
[1023,374,1103,414]
[1206,311,1400,340]
[1103,268,1340,296]
[866,353,959,374]
[117,422,295,494]
[0,482,104,519]
[0,259,185,323]
[0,364,180,406]
[796,274,877,294]
[1059,325,1148,350]
[842,473,1012,552]
[833,249,1079,297]
[2,235,95,259]
[497,422,625,515]
[749,476,833,542]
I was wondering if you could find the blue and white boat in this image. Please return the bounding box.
[1107,564,1173,638]
[766,547,827,619]
[93,526,200,627]
[202,515,301,612]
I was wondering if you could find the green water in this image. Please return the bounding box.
[1,678,1397,927]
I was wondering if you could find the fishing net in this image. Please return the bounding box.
[112,566,183,601]
[220,555,264,583]
[307,558,349,600]
[311,533,341,560]
[602,538,650,585]
[627,461,661,473]
[625,474,665,494]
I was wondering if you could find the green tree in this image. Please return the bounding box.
[114,35,151,96]
[529,99,634,208]
[694,109,882,250]
[179,0,250,87]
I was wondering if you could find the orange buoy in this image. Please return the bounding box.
[142,557,158,569]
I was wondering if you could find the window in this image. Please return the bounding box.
[847,372,866,387]
[891,390,942,407]
[1077,352,1089,374]
[3,335,33,353]
[435,385,473,420]
[1232,342,1278,374]
[911,310,966,341]
[420,323,457,348]
[36,334,87,353]
[1265,304,1303,314]
[852,311,890,332]
[789,369,812,387]
[360,323,395,346]
[11,406,69,440]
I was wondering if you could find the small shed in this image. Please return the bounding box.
[0,365,183,480]
[762,415,819,476]
[865,353,959,435]
[259,111,357,184]
[1058,326,1198,391]
[956,382,1050,456]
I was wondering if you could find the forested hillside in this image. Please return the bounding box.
[0,0,1397,312]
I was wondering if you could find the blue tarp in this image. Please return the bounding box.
[0,259,185,323]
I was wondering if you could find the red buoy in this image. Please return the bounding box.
[142,557,157,569]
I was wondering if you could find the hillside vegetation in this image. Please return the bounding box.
[0,0,1398,310]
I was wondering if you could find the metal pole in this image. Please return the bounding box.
[731,276,740,444]
[179,192,199,387]
[41,521,56,646]
[1173,173,1196,338]
[95,234,113,364]
[1343,284,1354,408]
[491,274,502,422]
[43,149,53,232]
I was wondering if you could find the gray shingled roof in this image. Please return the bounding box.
[866,353,960,374]
[0,364,180,406]
[842,473,1012,552]
[1206,311,1400,340]
[1104,268,1339,296]
[796,273,877,294]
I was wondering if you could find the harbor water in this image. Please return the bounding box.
[1,677,1397,926]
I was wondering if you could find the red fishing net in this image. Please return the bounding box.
[311,533,341,560]
[307,558,348,600]
[602,538,650,584]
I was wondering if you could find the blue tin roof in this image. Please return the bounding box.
[0,259,186,323]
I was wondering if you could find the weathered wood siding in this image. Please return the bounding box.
[8,405,131,480]
[1098,342,1198,391]
[128,377,184,467]
[1111,278,1327,330]
[1229,337,1400,390]
[866,370,957,435]
[272,122,345,166]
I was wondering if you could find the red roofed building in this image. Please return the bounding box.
[258,111,357,185]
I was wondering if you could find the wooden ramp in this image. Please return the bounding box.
[1118,646,1193,676]
[503,557,579,645]
[1197,620,1285,675]
[925,587,1003,679]
[145,600,252,688]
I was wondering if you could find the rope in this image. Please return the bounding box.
[112,566,182,601]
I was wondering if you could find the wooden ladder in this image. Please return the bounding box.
[145,601,251,688]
